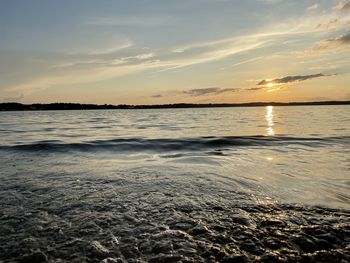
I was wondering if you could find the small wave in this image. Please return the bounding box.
[0,136,348,153]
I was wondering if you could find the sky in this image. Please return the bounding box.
[0,0,350,104]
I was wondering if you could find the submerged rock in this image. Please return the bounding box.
[20,251,48,263]
[89,241,111,258]
[100,257,126,263]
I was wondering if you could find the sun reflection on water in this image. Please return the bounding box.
[266,106,274,136]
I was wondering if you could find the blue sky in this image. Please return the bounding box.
[1,0,349,104]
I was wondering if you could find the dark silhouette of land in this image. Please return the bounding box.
[0,101,349,111]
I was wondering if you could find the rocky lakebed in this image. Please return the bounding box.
[0,162,349,263]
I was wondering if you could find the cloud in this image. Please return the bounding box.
[2,58,171,98]
[214,88,240,94]
[172,48,185,53]
[246,87,263,91]
[151,87,239,98]
[325,32,350,45]
[307,3,318,11]
[167,19,336,59]
[3,6,349,99]
[161,39,268,72]
[334,1,350,10]
[316,19,340,30]
[311,32,350,53]
[164,14,350,70]
[257,73,329,86]
[121,53,155,61]
[134,53,155,60]
[184,87,221,96]
[84,42,133,55]
[183,87,238,96]
[231,57,264,68]
[304,32,350,55]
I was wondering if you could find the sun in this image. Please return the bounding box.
[264,82,283,92]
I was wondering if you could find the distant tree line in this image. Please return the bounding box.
[0,101,349,111]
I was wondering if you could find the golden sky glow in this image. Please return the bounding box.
[0,1,350,104]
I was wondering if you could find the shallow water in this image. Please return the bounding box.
[0,106,349,262]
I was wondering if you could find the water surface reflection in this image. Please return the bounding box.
[266,106,274,136]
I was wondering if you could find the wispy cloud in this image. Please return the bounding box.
[121,53,156,61]
[324,32,350,45]
[214,88,239,94]
[166,13,349,69]
[85,43,133,55]
[307,3,319,11]
[303,32,350,55]
[171,31,290,55]
[333,1,350,10]
[2,59,172,98]
[316,19,341,30]
[151,94,163,98]
[230,56,264,68]
[183,87,238,96]
[3,2,349,102]
[151,87,240,98]
[246,87,263,91]
[168,41,267,71]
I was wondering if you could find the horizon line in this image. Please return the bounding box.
[1,100,349,111]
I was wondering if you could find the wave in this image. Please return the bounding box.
[0,135,348,153]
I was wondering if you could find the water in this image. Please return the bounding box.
[1,106,349,208]
[0,106,349,262]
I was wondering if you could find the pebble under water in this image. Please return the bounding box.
[0,154,349,263]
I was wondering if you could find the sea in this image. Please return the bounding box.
[0,105,349,262]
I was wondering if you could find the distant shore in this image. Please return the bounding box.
[0,101,349,111]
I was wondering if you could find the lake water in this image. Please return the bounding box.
[0,106,349,262]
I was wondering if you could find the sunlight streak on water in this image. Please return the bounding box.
[265,106,275,136]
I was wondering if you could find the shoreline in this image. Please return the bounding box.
[1,101,350,111]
